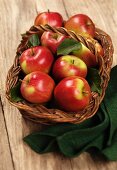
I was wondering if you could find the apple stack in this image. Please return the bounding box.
[6,11,113,124]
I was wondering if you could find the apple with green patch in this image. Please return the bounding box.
[64,14,95,38]
[19,46,54,74]
[52,55,87,81]
[72,43,97,67]
[54,76,91,112]
[41,31,67,54]
[20,71,55,103]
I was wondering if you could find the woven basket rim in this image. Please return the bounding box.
[6,25,114,124]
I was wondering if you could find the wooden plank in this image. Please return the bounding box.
[36,0,68,20]
[0,99,14,170]
[0,0,117,170]
[0,0,72,170]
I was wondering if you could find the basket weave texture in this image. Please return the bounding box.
[6,25,114,124]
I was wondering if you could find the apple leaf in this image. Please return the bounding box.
[28,34,40,47]
[57,38,82,56]
[87,68,102,95]
[10,82,24,102]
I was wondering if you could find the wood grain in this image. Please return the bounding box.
[0,99,14,170]
[0,0,117,170]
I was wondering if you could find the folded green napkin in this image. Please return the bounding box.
[24,66,117,161]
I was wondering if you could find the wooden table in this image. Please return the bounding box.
[0,0,117,169]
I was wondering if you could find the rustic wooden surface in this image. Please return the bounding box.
[0,0,117,169]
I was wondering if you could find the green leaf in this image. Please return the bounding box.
[87,68,102,95]
[28,34,40,47]
[57,38,82,56]
[10,82,24,102]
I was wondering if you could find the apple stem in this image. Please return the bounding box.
[19,79,27,84]
[71,60,74,64]
[52,33,58,40]
[19,79,24,83]
[31,47,34,56]
[48,9,50,13]
[82,91,89,95]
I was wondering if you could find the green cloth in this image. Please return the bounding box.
[24,66,117,161]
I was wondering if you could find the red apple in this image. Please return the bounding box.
[65,14,95,38]
[52,55,87,81]
[34,11,63,27]
[54,76,91,112]
[72,43,97,67]
[41,31,67,54]
[19,46,54,74]
[20,71,55,103]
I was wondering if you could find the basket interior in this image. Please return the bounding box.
[6,25,114,124]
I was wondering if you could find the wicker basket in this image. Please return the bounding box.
[6,25,114,124]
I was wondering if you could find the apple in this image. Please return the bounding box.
[64,14,95,38]
[41,31,67,54]
[95,42,104,56]
[87,38,104,57]
[20,71,55,103]
[19,46,54,74]
[52,55,87,81]
[54,76,91,112]
[34,11,63,27]
[72,43,97,67]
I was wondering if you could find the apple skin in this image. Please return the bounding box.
[52,55,87,81]
[54,76,91,112]
[64,14,95,38]
[19,46,54,74]
[20,71,55,103]
[72,43,97,67]
[34,11,63,27]
[41,31,67,54]
[95,42,104,56]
